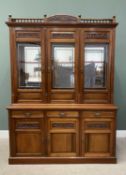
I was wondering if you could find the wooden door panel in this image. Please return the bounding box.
[51,90,75,103]
[85,133,110,153]
[17,90,43,103]
[83,91,109,104]
[16,132,43,156]
[50,133,76,156]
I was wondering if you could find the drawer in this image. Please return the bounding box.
[11,110,44,118]
[47,111,79,118]
[82,111,115,118]
[15,118,43,130]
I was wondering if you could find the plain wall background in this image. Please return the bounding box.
[0,0,126,130]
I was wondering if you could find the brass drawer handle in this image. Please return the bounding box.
[59,112,65,117]
[25,112,32,117]
[95,112,101,117]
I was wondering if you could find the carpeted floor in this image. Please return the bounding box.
[0,136,126,175]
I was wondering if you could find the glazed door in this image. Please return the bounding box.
[80,29,114,103]
[14,28,46,102]
[46,28,79,103]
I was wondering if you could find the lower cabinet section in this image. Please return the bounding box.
[8,104,117,164]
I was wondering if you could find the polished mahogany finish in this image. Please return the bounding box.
[6,15,118,164]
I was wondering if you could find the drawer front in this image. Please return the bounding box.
[82,111,115,118]
[47,111,79,118]
[11,110,44,118]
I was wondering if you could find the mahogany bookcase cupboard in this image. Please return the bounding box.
[6,15,118,164]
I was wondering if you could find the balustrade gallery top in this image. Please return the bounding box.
[6,15,118,27]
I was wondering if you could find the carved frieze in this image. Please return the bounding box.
[85,122,110,129]
[16,32,40,38]
[16,122,40,129]
[85,32,109,39]
[51,122,75,129]
[51,32,74,39]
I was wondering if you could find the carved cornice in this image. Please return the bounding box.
[6,15,118,28]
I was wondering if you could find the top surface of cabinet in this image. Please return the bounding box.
[6,15,118,104]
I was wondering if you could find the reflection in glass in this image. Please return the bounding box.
[17,43,41,88]
[52,45,75,88]
[84,44,108,88]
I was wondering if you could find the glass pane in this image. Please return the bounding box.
[84,44,108,88]
[52,45,75,88]
[17,43,41,88]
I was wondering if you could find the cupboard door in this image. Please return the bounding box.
[10,113,45,157]
[47,28,79,103]
[80,29,113,103]
[47,118,79,157]
[81,117,115,157]
[14,29,46,102]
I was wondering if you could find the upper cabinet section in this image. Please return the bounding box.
[6,15,118,104]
